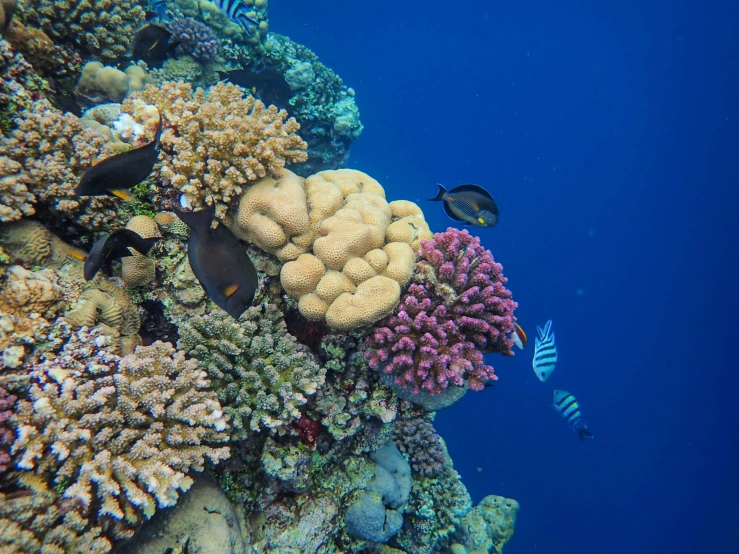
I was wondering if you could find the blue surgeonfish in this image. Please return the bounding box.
[532,319,557,381]
[553,389,593,441]
[428,184,499,227]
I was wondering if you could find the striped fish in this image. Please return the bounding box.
[532,319,557,382]
[553,389,593,441]
[214,0,259,37]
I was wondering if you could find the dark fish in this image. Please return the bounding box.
[83,229,159,281]
[213,0,258,37]
[172,205,258,319]
[429,183,499,227]
[1,0,17,36]
[131,23,176,64]
[75,116,163,201]
[553,389,593,441]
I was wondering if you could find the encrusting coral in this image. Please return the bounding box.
[11,335,229,539]
[176,303,325,437]
[121,80,308,218]
[23,0,146,62]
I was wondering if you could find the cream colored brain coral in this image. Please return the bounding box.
[386,200,434,251]
[121,215,159,287]
[325,276,401,331]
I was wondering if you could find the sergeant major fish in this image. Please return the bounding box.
[213,0,259,37]
[553,389,593,441]
[75,115,163,201]
[84,229,159,281]
[173,205,258,319]
[428,183,499,227]
[532,319,557,381]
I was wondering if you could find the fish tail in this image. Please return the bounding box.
[65,245,88,261]
[578,427,594,441]
[111,189,135,201]
[173,204,215,232]
[428,184,447,201]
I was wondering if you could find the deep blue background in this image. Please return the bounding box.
[274,1,739,552]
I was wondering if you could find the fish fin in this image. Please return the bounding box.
[578,428,594,441]
[149,40,159,51]
[427,184,447,201]
[224,284,240,297]
[66,246,88,261]
[110,189,134,201]
[172,204,216,232]
[451,184,494,200]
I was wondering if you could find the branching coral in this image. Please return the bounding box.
[122,80,308,218]
[0,99,128,230]
[11,336,229,539]
[176,303,325,437]
[23,0,146,62]
[393,417,446,478]
[365,228,517,395]
[169,17,220,62]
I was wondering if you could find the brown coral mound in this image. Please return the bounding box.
[122,81,308,218]
[0,100,127,230]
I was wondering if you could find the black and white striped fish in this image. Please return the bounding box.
[213,0,259,37]
[532,319,557,382]
[553,389,593,441]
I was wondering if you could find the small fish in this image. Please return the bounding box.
[511,322,527,350]
[83,229,159,281]
[553,389,593,441]
[173,205,258,319]
[75,116,162,200]
[131,24,176,64]
[532,320,557,381]
[147,0,170,21]
[428,184,499,227]
[212,0,258,37]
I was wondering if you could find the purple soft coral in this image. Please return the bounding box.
[365,228,517,395]
[169,18,220,62]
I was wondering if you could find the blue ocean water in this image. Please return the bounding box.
[276,1,739,552]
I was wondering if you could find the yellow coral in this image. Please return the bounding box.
[122,82,308,219]
[325,276,401,331]
[280,253,325,297]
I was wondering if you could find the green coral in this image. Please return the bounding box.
[176,303,326,437]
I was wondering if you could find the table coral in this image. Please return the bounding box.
[0,99,128,230]
[23,0,145,62]
[11,336,229,539]
[365,228,517,395]
[121,80,308,218]
[176,303,325,437]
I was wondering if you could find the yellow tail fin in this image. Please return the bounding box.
[111,189,134,201]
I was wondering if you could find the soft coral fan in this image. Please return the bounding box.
[365,228,517,395]
[11,332,229,539]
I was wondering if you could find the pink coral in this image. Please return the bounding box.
[365,228,517,395]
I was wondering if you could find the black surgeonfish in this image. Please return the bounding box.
[553,389,593,441]
[84,229,159,281]
[75,116,163,201]
[172,205,258,319]
[131,23,177,65]
[429,183,499,227]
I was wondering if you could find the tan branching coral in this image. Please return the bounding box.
[23,0,145,62]
[11,337,229,539]
[233,169,431,330]
[0,100,128,230]
[122,81,308,218]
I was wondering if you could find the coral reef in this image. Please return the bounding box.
[394,416,446,477]
[122,80,308,218]
[11,337,229,538]
[75,61,151,105]
[176,303,325,437]
[0,386,16,473]
[120,215,160,287]
[23,0,146,62]
[175,0,269,44]
[169,17,220,62]
[452,495,519,554]
[365,228,517,396]
[0,38,47,133]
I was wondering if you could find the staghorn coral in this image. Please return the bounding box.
[169,17,220,62]
[0,474,112,554]
[176,302,325,437]
[365,228,517,396]
[11,337,229,539]
[0,99,129,230]
[23,0,146,62]
[122,80,308,218]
